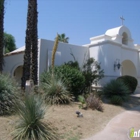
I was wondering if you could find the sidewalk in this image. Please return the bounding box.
[83,106,140,140]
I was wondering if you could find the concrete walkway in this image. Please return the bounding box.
[83,106,140,140]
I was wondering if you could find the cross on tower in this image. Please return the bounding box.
[120,16,125,25]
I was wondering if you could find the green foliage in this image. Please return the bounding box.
[103,79,130,104]
[4,32,16,53]
[53,65,85,99]
[117,75,138,94]
[78,95,86,109]
[41,72,73,105]
[64,61,80,70]
[57,33,69,43]
[82,58,104,93]
[0,74,18,115]
[13,94,58,140]
[110,95,123,105]
[86,93,104,112]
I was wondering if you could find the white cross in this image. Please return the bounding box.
[120,16,125,25]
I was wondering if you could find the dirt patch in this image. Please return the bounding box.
[0,96,140,140]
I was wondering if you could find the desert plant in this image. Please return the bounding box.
[41,72,73,105]
[103,79,130,102]
[52,34,59,69]
[86,93,104,112]
[78,95,86,109]
[0,74,18,115]
[12,94,58,140]
[53,65,85,99]
[110,95,123,105]
[117,75,138,94]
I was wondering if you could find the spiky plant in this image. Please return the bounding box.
[103,79,130,101]
[41,72,73,105]
[12,94,58,140]
[52,34,59,69]
[0,74,18,115]
[0,0,5,73]
[110,95,123,105]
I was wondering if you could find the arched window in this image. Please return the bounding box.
[122,32,128,45]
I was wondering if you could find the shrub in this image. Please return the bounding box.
[13,94,58,140]
[103,79,130,103]
[0,74,18,115]
[86,93,104,112]
[82,58,104,93]
[117,75,138,94]
[78,95,86,109]
[41,72,73,105]
[53,65,85,99]
[110,95,123,105]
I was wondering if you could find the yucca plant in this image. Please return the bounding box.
[41,72,73,105]
[0,74,18,115]
[110,95,123,105]
[103,79,130,103]
[12,94,58,140]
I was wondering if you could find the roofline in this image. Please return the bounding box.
[4,50,24,57]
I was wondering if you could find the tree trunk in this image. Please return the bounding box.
[21,0,33,89]
[21,0,38,89]
[31,0,38,85]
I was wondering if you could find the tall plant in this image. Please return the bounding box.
[0,0,5,73]
[31,0,38,85]
[51,34,59,69]
[21,0,38,89]
[58,33,69,43]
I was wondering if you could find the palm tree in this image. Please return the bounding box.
[31,0,38,85]
[58,33,69,43]
[0,0,5,73]
[21,0,38,89]
[21,0,33,89]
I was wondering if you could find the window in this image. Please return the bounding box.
[122,32,128,45]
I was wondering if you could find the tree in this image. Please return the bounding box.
[4,32,16,53]
[31,0,38,85]
[0,0,5,73]
[58,33,69,43]
[21,0,38,89]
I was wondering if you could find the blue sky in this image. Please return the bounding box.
[4,0,140,48]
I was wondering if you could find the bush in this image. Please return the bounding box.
[0,74,18,115]
[117,75,138,94]
[13,94,58,140]
[82,58,104,91]
[53,65,85,99]
[78,93,103,112]
[103,79,130,103]
[110,95,123,105]
[86,93,104,112]
[41,72,73,104]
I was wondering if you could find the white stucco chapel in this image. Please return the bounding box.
[4,25,140,92]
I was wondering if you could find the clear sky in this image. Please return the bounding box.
[4,0,140,48]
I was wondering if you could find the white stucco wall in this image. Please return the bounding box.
[89,41,139,87]
[4,53,24,75]
[39,39,89,80]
